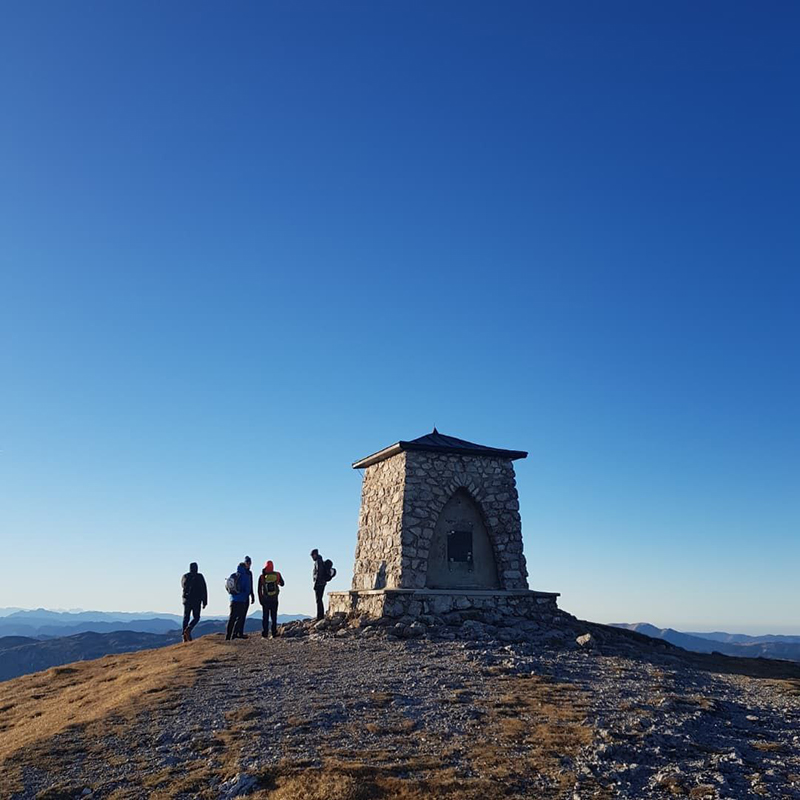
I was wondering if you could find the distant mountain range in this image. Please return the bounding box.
[0,608,311,680]
[0,622,225,681]
[1,608,182,621]
[611,623,800,662]
[4,611,798,684]
[0,608,312,681]
[0,608,308,638]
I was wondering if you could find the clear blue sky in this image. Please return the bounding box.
[1,2,798,632]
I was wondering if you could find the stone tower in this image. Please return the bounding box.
[329,430,559,620]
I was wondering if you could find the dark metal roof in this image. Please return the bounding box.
[352,428,528,469]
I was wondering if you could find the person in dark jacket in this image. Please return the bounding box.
[226,561,253,640]
[181,562,208,642]
[234,555,255,638]
[311,548,326,620]
[257,560,285,638]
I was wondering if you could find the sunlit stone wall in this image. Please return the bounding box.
[349,449,529,592]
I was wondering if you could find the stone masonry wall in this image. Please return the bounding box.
[350,452,407,590]
[350,449,529,592]
[328,590,559,622]
[400,451,529,590]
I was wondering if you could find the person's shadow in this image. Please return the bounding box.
[375,562,387,590]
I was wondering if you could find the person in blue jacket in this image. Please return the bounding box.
[225,559,253,640]
[236,556,255,637]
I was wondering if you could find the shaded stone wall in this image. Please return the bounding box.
[350,452,407,590]
[401,451,528,590]
[425,489,499,589]
[350,449,529,592]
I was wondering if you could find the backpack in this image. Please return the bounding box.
[263,572,280,598]
[322,560,336,583]
[225,572,241,595]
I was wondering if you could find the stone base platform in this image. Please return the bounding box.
[328,588,561,622]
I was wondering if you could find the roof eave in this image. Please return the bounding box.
[351,443,404,469]
[353,442,528,469]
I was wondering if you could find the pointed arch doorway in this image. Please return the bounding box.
[425,489,500,589]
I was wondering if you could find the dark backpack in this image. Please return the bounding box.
[322,559,336,583]
[225,572,241,595]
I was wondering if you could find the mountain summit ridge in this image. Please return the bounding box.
[1,620,799,799]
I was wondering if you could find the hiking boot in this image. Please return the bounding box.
[261,632,268,639]
[236,634,249,640]
[186,628,193,642]
[182,628,189,642]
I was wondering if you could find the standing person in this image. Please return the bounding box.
[225,560,252,640]
[181,562,207,642]
[310,548,327,621]
[257,560,285,638]
[234,556,256,638]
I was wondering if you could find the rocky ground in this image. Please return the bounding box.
[1,613,799,799]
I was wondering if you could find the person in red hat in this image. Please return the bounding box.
[257,560,285,638]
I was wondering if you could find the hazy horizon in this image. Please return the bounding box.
[2,606,799,638]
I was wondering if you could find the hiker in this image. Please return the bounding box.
[235,555,256,638]
[181,562,207,642]
[310,549,336,620]
[225,560,253,640]
[257,560,285,638]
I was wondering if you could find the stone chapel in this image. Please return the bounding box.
[328,429,560,620]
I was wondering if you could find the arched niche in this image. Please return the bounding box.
[425,489,500,589]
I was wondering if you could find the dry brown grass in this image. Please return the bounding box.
[654,773,689,795]
[469,673,600,796]
[27,783,91,800]
[250,761,501,800]
[0,637,232,763]
[138,759,226,798]
[662,693,720,713]
[286,714,313,730]
[366,691,394,708]
[688,786,718,799]
[773,678,800,697]
[75,755,503,800]
[309,671,600,798]
[364,717,416,735]
[227,705,261,725]
[750,740,787,752]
